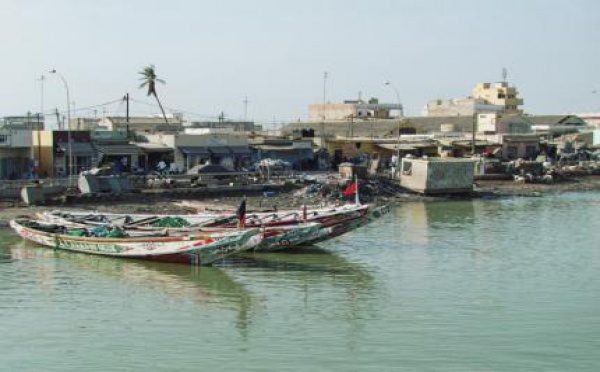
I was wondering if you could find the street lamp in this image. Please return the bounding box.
[49,69,73,184]
[384,81,403,179]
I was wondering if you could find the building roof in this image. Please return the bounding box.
[525,115,587,126]
[105,116,182,125]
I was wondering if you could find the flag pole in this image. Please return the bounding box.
[355,175,360,206]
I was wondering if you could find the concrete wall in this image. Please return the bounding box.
[400,158,474,194]
[309,104,356,122]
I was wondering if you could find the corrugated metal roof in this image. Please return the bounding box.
[57,142,94,154]
[94,143,141,155]
[254,145,297,151]
[376,143,434,151]
[137,143,172,153]
[208,146,231,155]
[228,146,253,155]
[179,146,210,155]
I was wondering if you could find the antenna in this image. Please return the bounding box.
[323,71,329,104]
[243,95,249,123]
[502,67,508,83]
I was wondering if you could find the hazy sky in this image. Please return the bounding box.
[1,0,599,127]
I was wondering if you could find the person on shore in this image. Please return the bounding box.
[157,160,168,175]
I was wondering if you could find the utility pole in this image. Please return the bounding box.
[347,114,354,138]
[320,117,325,150]
[36,113,42,177]
[243,95,249,123]
[38,75,45,117]
[472,112,477,156]
[55,108,61,129]
[323,71,328,104]
[27,112,33,162]
[321,71,329,150]
[124,93,130,139]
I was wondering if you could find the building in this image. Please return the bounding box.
[70,118,101,131]
[425,97,503,117]
[398,158,475,194]
[477,113,532,134]
[250,138,314,169]
[34,130,94,177]
[528,115,589,137]
[308,98,402,122]
[498,134,540,160]
[142,133,253,172]
[91,130,141,171]
[577,112,600,129]
[2,114,45,130]
[472,82,524,115]
[424,82,524,117]
[0,129,35,179]
[99,116,183,133]
[186,120,262,132]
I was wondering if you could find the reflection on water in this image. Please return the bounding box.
[1,237,254,333]
[227,247,375,290]
[1,231,377,345]
[221,247,378,352]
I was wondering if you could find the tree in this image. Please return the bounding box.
[139,64,169,125]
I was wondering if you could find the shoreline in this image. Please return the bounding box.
[1,175,600,227]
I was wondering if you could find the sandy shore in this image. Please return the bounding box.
[2,175,600,227]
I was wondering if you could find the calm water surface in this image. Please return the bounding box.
[1,192,599,371]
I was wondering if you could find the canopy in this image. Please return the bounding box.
[179,146,210,156]
[228,146,253,155]
[94,143,141,155]
[208,146,231,155]
[57,142,94,155]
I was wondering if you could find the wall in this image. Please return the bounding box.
[309,104,356,122]
[400,159,474,194]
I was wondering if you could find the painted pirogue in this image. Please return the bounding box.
[9,217,262,265]
[38,202,391,251]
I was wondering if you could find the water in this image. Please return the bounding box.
[1,192,599,371]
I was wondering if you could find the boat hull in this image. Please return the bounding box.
[9,219,261,265]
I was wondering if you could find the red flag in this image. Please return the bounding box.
[342,181,357,196]
[236,198,246,228]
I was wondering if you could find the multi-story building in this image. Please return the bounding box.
[472,82,524,115]
[424,82,524,117]
[424,97,503,117]
[98,116,183,133]
[308,98,402,122]
[2,114,45,130]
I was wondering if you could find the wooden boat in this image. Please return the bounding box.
[9,217,262,265]
[255,223,322,251]
[39,202,388,249]
[35,213,323,253]
[42,203,371,228]
[304,204,390,245]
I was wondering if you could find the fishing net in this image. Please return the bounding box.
[151,216,191,228]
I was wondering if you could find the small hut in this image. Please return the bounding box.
[399,158,475,194]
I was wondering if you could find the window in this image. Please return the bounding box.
[525,145,537,159]
[506,146,518,159]
[0,135,8,144]
[402,161,412,176]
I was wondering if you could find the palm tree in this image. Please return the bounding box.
[139,64,169,124]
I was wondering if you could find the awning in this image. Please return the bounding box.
[179,146,210,156]
[228,146,253,155]
[94,143,141,155]
[254,145,297,151]
[57,142,94,155]
[208,146,231,155]
[376,143,423,151]
[137,143,173,153]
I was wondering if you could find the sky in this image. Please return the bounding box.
[1,0,599,128]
